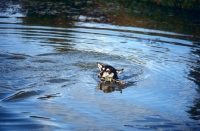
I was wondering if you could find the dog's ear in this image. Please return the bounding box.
[97,62,103,71]
[116,69,123,74]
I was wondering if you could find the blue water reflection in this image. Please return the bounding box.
[0,5,200,131]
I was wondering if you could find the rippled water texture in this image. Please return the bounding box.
[1,1,200,131]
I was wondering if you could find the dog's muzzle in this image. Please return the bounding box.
[97,72,102,78]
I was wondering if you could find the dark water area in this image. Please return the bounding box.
[1,0,200,131]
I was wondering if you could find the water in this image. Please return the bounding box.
[0,1,200,131]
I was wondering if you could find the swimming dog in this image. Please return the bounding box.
[97,62,124,84]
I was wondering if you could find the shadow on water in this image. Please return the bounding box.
[0,0,200,130]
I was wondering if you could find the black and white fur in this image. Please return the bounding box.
[97,62,123,81]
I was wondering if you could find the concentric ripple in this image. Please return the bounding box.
[0,15,200,130]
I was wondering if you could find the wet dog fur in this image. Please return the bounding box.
[97,62,123,81]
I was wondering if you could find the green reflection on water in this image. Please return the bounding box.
[21,0,200,38]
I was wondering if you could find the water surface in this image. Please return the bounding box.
[0,1,200,131]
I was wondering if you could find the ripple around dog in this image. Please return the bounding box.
[0,50,147,94]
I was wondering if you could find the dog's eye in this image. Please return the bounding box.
[101,68,105,71]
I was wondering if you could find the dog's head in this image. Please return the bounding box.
[97,62,123,81]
